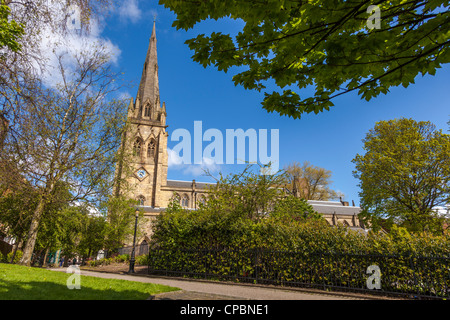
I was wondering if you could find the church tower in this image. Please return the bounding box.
[122,22,168,208]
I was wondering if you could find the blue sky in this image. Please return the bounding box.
[99,1,450,206]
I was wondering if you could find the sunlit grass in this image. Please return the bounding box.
[0,263,180,300]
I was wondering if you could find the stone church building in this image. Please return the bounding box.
[115,23,364,244]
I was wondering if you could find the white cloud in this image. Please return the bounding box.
[168,148,221,176]
[434,204,450,217]
[116,91,133,102]
[118,0,142,23]
[22,1,121,88]
[168,148,184,167]
[183,157,222,176]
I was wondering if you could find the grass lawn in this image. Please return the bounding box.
[0,263,180,300]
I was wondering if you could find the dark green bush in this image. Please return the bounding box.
[136,254,149,265]
[148,166,450,297]
[7,250,22,264]
[149,202,450,297]
[115,254,129,262]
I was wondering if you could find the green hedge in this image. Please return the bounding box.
[149,212,450,298]
[148,248,450,298]
[152,212,450,256]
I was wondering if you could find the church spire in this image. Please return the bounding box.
[137,21,160,111]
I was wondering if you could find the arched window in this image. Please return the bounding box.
[181,194,189,208]
[148,139,156,158]
[172,193,180,204]
[144,103,151,117]
[198,195,206,206]
[137,195,145,206]
[133,138,142,157]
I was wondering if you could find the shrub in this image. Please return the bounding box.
[136,254,149,265]
[115,254,129,263]
[87,260,98,267]
[87,257,110,267]
[151,201,450,256]
[7,250,22,264]
[147,221,450,297]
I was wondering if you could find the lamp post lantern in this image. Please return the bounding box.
[128,209,139,274]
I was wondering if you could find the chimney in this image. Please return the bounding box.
[340,197,349,206]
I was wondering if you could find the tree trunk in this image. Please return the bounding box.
[42,247,50,267]
[10,240,19,264]
[63,255,69,268]
[19,197,46,266]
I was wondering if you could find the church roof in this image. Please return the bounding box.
[307,201,361,216]
[165,179,216,190]
[137,206,165,214]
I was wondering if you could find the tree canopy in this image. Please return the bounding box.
[0,44,127,265]
[284,161,343,201]
[352,118,450,234]
[0,0,115,148]
[160,0,450,118]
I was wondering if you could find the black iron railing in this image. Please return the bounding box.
[117,244,149,257]
[147,248,450,299]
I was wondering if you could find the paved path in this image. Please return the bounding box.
[50,268,383,300]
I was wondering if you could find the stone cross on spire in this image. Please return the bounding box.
[137,20,160,110]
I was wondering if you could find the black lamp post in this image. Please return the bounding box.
[128,209,139,274]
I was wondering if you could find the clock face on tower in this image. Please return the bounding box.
[136,168,147,181]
